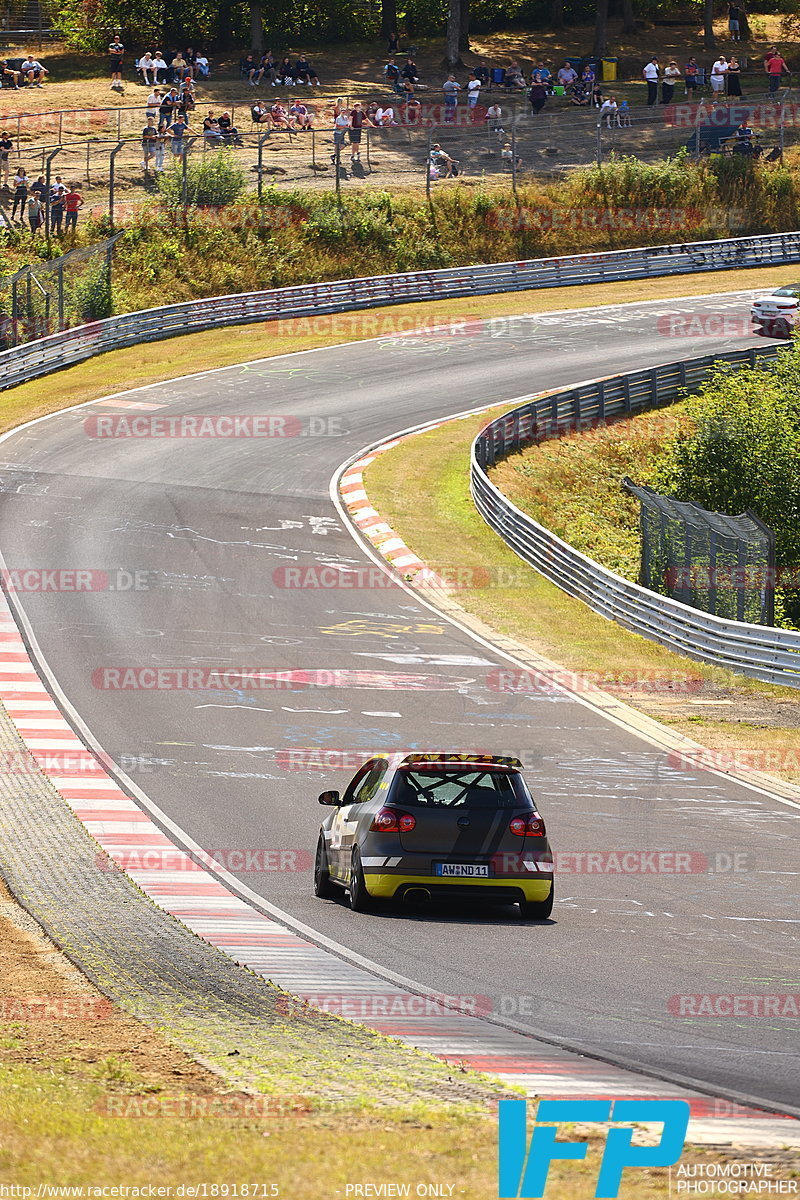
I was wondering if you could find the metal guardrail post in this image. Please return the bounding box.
[109,141,125,230]
[257,132,270,202]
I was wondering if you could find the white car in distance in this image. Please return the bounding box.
[751,284,800,338]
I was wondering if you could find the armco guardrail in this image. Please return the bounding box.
[2,228,800,393]
[470,344,800,689]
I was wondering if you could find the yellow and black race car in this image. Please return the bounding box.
[314,752,554,919]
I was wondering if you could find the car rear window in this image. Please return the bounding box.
[389,768,533,809]
[773,286,800,297]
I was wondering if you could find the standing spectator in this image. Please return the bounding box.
[0,131,12,187]
[138,52,156,85]
[108,35,124,91]
[26,190,43,233]
[486,101,504,137]
[404,95,422,123]
[728,2,742,42]
[179,77,196,113]
[467,71,481,109]
[349,101,365,159]
[710,55,728,97]
[20,54,48,86]
[643,57,659,106]
[154,122,168,171]
[331,107,350,161]
[11,167,28,221]
[49,177,66,233]
[31,173,46,201]
[159,87,180,123]
[295,54,319,85]
[529,77,547,114]
[662,60,680,103]
[557,61,577,88]
[1,59,22,88]
[146,87,161,117]
[277,55,296,85]
[727,55,743,97]
[442,74,460,121]
[766,49,789,94]
[684,56,699,97]
[142,118,158,170]
[169,114,189,154]
[152,51,168,83]
[64,185,83,233]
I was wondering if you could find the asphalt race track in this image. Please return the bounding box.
[0,290,797,1112]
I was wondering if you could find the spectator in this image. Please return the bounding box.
[710,55,728,96]
[243,54,262,85]
[592,82,603,107]
[49,177,66,233]
[184,47,197,75]
[159,87,180,122]
[251,99,269,123]
[218,112,243,145]
[27,189,43,233]
[289,99,313,128]
[475,62,490,88]
[399,77,416,105]
[729,2,742,42]
[1,60,22,88]
[401,56,419,84]
[467,71,481,109]
[179,77,196,113]
[146,87,161,117]
[442,74,460,120]
[766,49,789,94]
[169,113,189,153]
[600,95,618,126]
[331,107,350,160]
[154,121,168,171]
[505,60,526,89]
[581,63,596,87]
[202,111,223,142]
[195,51,210,79]
[387,30,399,54]
[64,185,83,233]
[171,51,189,82]
[727,55,742,96]
[260,50,276,84]
[384,57,400,88]
[108,35,124,91]
[533,61,552,91]
[295,54,319,85]
[570,80,590,106]
[138,52,156,85]
[529,77,547,114]
[486,101,504,137]
[662,60,680,103]
[21,54,48,87]
[557,61,577,88]
[501,142,521,171]
[142,118,158,170]
[270,101,292,129]
[618,98,631,126]
[403,95,421,123]
[375,104,397,125]
[685,56,699,97]
[734,118,753,152]
[349,101,365,159]
[152,51,168,83]
[0,131,12,186]
[31,173,46,201]
[277,55,296,85]
[429,143,457,178]
[11,167,27,220]
[643,57,659,105]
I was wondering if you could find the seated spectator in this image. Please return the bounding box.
[581,63,596,86]
[592,82,603,107]
[277,55,296,85]
[375,104,397,125]
[401,56,419,83]
[557,61,577,88]
[171,51,189,82]
[505,60,526,89]
[242,53,261,84]
[501,142,521,170]
[0,60,21,89]
[260,50,276,84]
[138,52,156,85]
[184,47,197,75]
[295,54,319,85]
[251,99,269,123]
[399,77,416,104]
[570,81,590,106]
[600,94,618,126]
[475,62,490,87]
[387,30,399,53]
[404,96,421,123]
[429,143,457,178]
[179,78,196,112]
[152,51,168,83]
[270,101,292,129]
[486,101,504,137]
[218,112,243,145]
[289,99,313,128]
[617,98,631,126]
[384,56,401,89]
[366,100,379,122]
[195,51,210,79]
[734,119,753,153]
[202,111,223,142]
[20,55,47,86]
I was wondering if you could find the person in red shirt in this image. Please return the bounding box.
[64,186,83,232]
[765,48,789,94]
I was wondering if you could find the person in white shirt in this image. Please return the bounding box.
[146,88,161,117]
[467,71,481,108]
[138,52,155,84]
[375,105,396,125]
[643,57,659,105]
[152,52,168,83]
[195,54,209,78]
[710,56,728,94]
[600,95,618,126]
[21,55,48,86]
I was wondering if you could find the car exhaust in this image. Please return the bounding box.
[403,886,431,906]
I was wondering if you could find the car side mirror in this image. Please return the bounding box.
[318,790,341,806]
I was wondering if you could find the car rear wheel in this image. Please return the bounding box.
[348,847,373,911]
[519,884,554,921]
[314,834,337,899]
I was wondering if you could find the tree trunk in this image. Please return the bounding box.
[459,0,470,52]
[380,0,397,40]
[250,0,263,55]
[703,0,716,51]
[443,0,462,68]
[593,0,609,57]
[622,0,636,36]
[551,0,564,28]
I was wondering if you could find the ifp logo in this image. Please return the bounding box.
[498,1099,689,1197]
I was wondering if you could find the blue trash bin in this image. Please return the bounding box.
[491,67,506,87]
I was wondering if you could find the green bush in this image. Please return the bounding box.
[158,149,246,209]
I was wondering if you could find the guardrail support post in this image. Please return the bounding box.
[257,132,270,202]
[109,141,125,230]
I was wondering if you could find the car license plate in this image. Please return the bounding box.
[435,863,489,877]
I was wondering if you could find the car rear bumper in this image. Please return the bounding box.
[363,871,552,902]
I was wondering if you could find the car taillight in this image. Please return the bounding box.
[370,808,416,833]
[509,813,546,837]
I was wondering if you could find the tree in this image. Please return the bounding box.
[444,0,462,68]
[703,0,716,51]
[459,0,471,53]
[622,0,636,36]
[250,0,263,54]
[551,0,564,29]
[593,0,609,57]
[380,0,397,40]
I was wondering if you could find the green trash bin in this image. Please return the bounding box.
[602,56,618,81]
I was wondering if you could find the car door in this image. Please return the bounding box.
[330,759,388,877]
